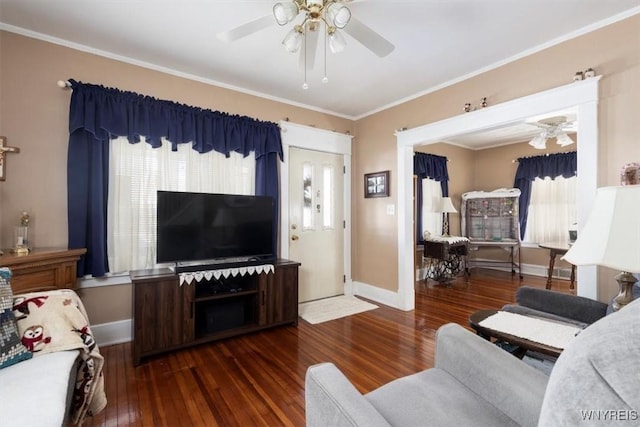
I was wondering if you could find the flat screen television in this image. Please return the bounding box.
[156,191,275,266]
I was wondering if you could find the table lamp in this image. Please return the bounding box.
[562,186,640,311]
[440,197,457,236]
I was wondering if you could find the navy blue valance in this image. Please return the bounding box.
[68,80,282,160]
[513,151,577,239]
[67,80,283,277]
[414,152,449,243]
[414,153,449,184]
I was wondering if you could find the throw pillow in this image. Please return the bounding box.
[0,267,33,368]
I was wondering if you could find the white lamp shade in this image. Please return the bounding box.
[556,132,574,147]
[529,134,547,149]
[563,186,640,272]
[326,3,351,29]
[273,2,299,26]
[440,197,458,213]
[328,30,346,53]
[282,27,303,53]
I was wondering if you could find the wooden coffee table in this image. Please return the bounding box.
[469,309,563,359]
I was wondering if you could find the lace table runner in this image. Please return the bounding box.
[427,236,470,244]
[179,264,274,285]
[479,311,582,349]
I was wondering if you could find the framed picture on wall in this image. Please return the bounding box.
[365,171,390,198]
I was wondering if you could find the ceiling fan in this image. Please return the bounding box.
[217,0,395,88]
[527,116,576,149]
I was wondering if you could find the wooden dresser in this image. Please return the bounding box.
[0,247,86,293]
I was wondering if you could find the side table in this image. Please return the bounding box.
[422,236,469,283]
[538,242,575,290]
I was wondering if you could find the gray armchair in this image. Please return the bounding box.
[305,298,640,426]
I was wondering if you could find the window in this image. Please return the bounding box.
[323,165,334,229]
[421,178,443,238]
[302,162,314,231]
[107,136,255,272]
[523,176,577,244]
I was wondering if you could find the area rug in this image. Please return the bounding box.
[299,295,378,324]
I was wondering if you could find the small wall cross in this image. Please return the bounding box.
[0,136,20,181]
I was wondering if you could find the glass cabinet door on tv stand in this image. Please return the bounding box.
[461,188,522,279]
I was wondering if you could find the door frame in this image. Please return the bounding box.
[397,78,600,310]
[279,121,353,294]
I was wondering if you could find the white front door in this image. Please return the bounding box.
[289,147,344,302]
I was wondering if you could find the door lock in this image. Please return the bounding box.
[291,234,299,241]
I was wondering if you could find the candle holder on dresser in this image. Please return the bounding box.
[13,226,29,255]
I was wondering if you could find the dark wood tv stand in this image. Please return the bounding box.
[131,258,300,365]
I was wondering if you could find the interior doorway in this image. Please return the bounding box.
[396,79,601,311]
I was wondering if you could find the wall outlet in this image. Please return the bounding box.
[386,204,395,215]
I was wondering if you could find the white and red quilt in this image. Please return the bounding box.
[13,289,107,424]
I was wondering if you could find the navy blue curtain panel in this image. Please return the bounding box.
[255,151,281,260]
[413,153,449,243]
[513,151,577,239]
[66,80,283,277]
[67,130,110,277]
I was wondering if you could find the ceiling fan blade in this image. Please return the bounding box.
[343,17,394,57]
[217,14,274,43]
[304,28,319,70]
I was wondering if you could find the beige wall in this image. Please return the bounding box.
[0,31,353,323]
[354,14,640,300]
[1,14,638,324]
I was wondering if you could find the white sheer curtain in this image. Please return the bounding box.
[421,178,443,238]
[107,136,255,272]
[523,175,577,244]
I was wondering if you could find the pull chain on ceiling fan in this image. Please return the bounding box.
[217,0,395,89]
[275,0,351,88]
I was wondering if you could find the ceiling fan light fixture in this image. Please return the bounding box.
[282,26,303,53]
[273,2,299,26]
[328,28,346,53]
[326,3,351,29]
[556,132,574,147]
[529,134,547,149]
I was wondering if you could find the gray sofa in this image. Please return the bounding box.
[306,298,640,426]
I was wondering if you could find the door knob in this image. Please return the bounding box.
[291,235,299,241]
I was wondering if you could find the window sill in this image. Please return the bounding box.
[78,273,131,289]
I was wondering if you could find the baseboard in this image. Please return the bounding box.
[351,281,402,309]
[92,319,132,347]
[416,262,572,282]
[473,260,572,281]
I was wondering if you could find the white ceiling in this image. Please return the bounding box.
[1,0,638,124]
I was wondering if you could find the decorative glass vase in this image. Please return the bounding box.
[14,226,29,254]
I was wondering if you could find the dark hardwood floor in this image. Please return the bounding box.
[85,269,573,427]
